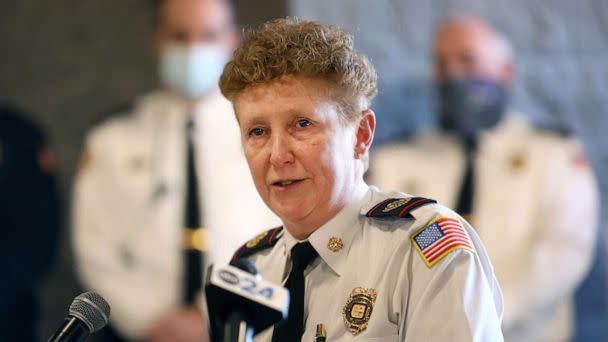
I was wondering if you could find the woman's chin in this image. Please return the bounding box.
[271,201,312,225]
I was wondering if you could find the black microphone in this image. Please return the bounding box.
[205,260,289,342]
[47,291,111,342]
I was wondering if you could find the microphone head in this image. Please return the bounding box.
[68,292,111,333]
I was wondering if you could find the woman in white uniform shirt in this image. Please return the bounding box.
[218,18,504,341]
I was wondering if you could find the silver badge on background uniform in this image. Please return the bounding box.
[342,287,377,335]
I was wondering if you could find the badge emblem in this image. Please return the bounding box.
[129,156,147,171]
[342,287,377,336]
[327,236,343,252]
[511,153,526,170]
[382,198,411,212]
[245,231,268,248]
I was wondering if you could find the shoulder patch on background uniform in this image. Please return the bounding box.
[411,216,473,267]
[366,197,436,218]
[230,226,284,264]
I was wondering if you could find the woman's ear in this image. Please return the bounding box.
[354,109,376,158]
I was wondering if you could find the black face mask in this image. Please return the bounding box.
[437,78,509,145]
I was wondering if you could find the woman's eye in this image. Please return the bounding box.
[296,119,312,128]
[248,127,265,137]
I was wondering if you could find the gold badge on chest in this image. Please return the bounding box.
[342,287,377,336]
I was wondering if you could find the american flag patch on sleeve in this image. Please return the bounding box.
[411,217,474,267]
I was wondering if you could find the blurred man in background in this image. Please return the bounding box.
[370,16,599,342]
[0,104,60,341]
[72,0,279,341]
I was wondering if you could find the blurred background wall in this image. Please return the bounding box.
[0,0,606,339]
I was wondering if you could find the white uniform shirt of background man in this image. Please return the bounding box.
[72,89,280,338]
[370,113,599,341]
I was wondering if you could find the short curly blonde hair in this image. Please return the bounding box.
[219,18,378,121]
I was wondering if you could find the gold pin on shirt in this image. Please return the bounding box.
[327,237,344,252]
[314,324,327,342]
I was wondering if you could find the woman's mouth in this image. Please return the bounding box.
[271,179,305,190]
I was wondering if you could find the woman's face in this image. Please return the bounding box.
[234,75,374,238]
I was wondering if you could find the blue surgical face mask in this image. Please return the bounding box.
[159,43,229,99]
[437,78,509,145]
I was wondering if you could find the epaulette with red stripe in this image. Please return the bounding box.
[366,197,437,218]
[230,226,283,264]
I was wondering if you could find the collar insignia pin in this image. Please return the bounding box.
[129,156,146,171]
[511,153,526,170]
[327,236,343,252]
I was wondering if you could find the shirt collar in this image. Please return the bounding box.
[280,181,370,277]
[154,88,223,130]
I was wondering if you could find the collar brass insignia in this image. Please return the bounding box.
[511,153,526,170]
[327,236,343,252]
[382,198,411,212]
[129,156,147,172]
[342,287,377,336]
[245,231,268,248]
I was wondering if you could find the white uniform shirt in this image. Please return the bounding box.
[370,114,599,342]
[242,183,504,342]
[72,89,280,338]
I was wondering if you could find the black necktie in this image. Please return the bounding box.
[272,241,319,342]
[183,118,203,304]
[456,150,475,216]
